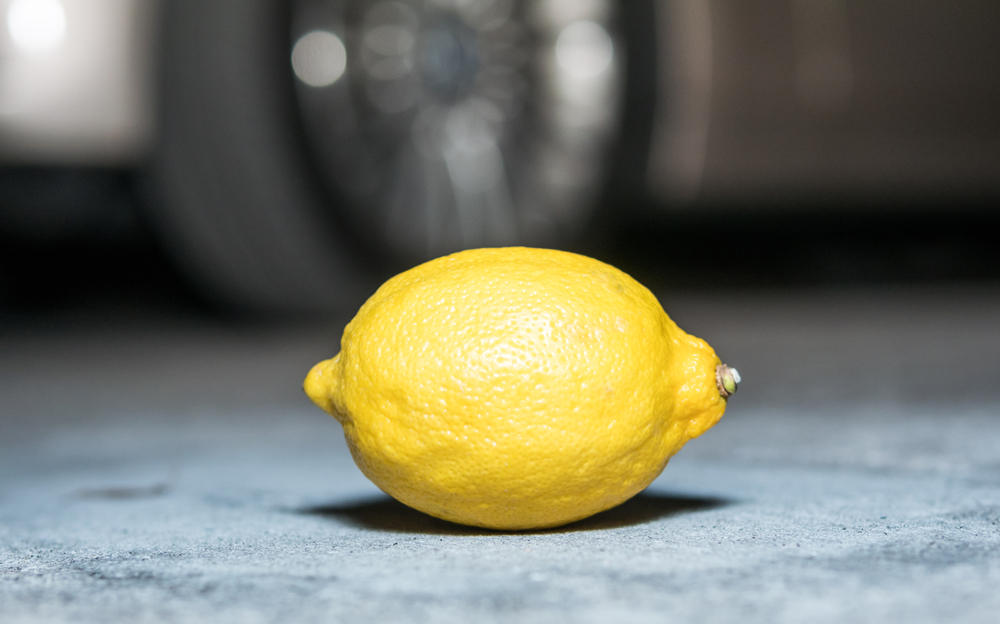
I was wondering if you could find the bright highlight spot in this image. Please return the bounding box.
[292,30,348,87]
[555,20,613,78]
[7,0,66,54]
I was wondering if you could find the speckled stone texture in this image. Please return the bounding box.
[2,287,999,623]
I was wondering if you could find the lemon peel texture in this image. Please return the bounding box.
[305,247,735,530]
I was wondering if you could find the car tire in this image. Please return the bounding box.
[146,0,373,315]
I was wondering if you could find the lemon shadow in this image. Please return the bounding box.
[297,492,733,535]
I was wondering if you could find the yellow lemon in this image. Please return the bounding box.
[305,247,737,530]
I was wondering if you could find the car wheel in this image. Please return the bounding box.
[148,0,636,314]
[290,0,626,260]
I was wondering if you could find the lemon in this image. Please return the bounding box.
[305,247,736,530]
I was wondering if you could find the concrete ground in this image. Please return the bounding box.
[2,286,1000,623]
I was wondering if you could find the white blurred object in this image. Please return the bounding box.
[7,0,66,53]
[554,20,612,79]
[0,0,157,164]
[291,30,347,87]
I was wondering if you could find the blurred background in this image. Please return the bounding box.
[2,2,1000,619]
[3,0,1000,431]
[1,0,998,319]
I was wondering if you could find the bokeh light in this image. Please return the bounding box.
[6,0,66,54]
[292,30,348,87]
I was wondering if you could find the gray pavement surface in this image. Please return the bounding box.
[2,286,1000,623]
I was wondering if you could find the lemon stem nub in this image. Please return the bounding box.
[716,364,741,398]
